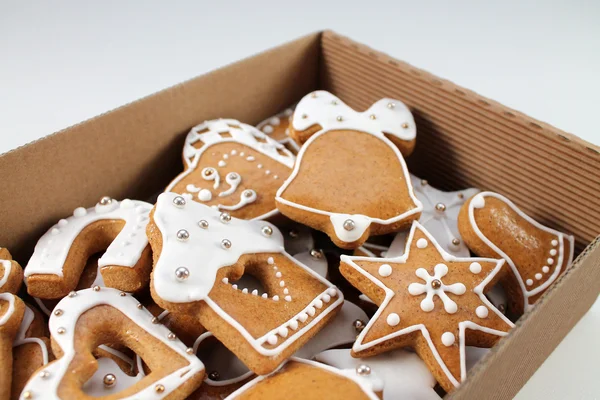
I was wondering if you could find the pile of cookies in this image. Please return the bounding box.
[1,90,574,399]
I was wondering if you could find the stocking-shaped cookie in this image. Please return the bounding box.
[339,222,514,392]
[388,174,480,258]
[225,358,382,400]
[166,119,295,220]
[276,91,422,249]
[20,287,205,400]
[458,192,575,315]
[148,193,343,375]
[0,293,25,400]
[256,108,300,154]
[25,197,153,298]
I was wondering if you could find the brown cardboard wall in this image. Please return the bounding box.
[319,31,600,253]
[0,33,321,261]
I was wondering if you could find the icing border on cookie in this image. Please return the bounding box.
[0,292,16,325]
[0,260,12,290]
[24,199,152,278]
[20,287,204,400]
[13,305,49,364]
[152,193,344,357]
[224,357,381,400]
[167,119,295,221]
[341,222,514,388]
[256,108,300,152]
[276,92,422,243]
[467,191,575,310]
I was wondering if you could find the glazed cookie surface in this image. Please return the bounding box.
[148,193,343,375]
[166,119,295,220]
[24,197,153,298]
[458,191,574,315]
[339,222,514,392]
[276,91,422,249]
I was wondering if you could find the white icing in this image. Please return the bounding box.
[218,190,257,211]
[153,193,344,358]
[441,332,455,347]
[225,357,381,400]
[407,264,466,314]
[256,108,301,152]
[475,306,489,318]
[378,264,392,277]
[316,348,440,400]
[467,192,575,311]
[21,288,204,399]
[292,91,416,142]
[416,238,428,249]
[277,92,423,244]
[13,305,49,365]
[0,292,16,326]
[294,301,368,359]
[25,199,152,278]
[469,262,482,274]
[218,172,242,197]
[198,189,212,202]
[0,259,12,290]
[341,222,514,388]
[386,313,400,327]
[388,174,480,258]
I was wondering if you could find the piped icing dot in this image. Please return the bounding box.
[547,258,554,265]
[267,257,274,265]
[535,273,543,280]
[549,249,557,256]
[267,335,278,345]
[526,279,533,286]
[58,219,68,227]
[198,189,212,202]
[469,262,482,274]
[416,238,428,249]
[475,305,488,318]
[386,313,400,326]
[471,194,485,209]
[441,332,455,346]
[551,239,558,246]
[542,266,550,273]
[73,207,87,217]
[262,125,274,134]
[378,264,392,277]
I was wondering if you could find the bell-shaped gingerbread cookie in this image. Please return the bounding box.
[166,119,295,220]
[276,91,422,249]
[20,287,205,400]
[458,191,575,315]
[147,193,343,375]
[24,197,153,299]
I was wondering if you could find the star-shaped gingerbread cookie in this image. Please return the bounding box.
[339,222,514,392]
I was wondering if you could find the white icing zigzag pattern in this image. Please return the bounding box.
[24,199,152,278]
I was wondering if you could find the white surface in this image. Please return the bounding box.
[1,1,599,398]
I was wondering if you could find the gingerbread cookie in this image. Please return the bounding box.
[339,222,514,392]
[316,348,440,400]
[24,197,153,299]
[458,191,575,315]
[355,242,390,258]
[388,175,479,258]
[147,192,343,375]
[257,108,300,153]
[20,287,205,399]
[0,249,23,295]
[225,358,382,400]
[1,293,25,400]
[82,355,144,397]
[165,119,295,220]
[11,304,51,400]
[276,91,422,249]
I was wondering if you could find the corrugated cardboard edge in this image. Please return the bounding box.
[318,30,600,399]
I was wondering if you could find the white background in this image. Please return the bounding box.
[1,1,599,398]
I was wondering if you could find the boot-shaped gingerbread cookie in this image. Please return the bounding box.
[458,191,574,315]
[276,91,422,249]
[166,119,295,220]
[148,193,343,375]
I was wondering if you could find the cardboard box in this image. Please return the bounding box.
[2,30,599,398]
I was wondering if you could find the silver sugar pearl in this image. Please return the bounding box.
[243,189,254,198]
[175,267,190,281]
[99,196,112,206]
[435,203,446,212]
[387,102,395,109]
[336,115,343,122]
[39,370,50,379]
[353,319,366,332]
[198,220,209,229]
[173,196,186,207]
[176,229,190,241]
[288,229,299,238]
[68,291,77,298]
[452,238,461,246]
[220,212,232,223]
[356,364,371,376]
[310,249,323,259]
[343,219,355,231]
[103,373,116,387]
[208,371,220,381]
[221,239,232,249]
[262,226,273,237]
